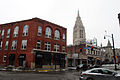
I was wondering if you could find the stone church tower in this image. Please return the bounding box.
[73,11,86,45]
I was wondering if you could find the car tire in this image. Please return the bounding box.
[87,78,94,80]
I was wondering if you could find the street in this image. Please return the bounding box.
[1,65,120,80]
[0,71,79,80]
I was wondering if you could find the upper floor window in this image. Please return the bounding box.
[62,45,65,52]
[1,30,4,39]
[36,40,41,49]
[63,33,65,41]
[13,26,19,37]
[21,40,27,50]
[45,27,51,38]
[23,25,29,36]
[55,30,60,40]
[45,42,51,51]
[7,29,11,38]
[5,41,9,50]
[38,26,42,36]
[3,54,7,62]
[11,40,17,50]
[54,44,60,52]
[0,41,3,50]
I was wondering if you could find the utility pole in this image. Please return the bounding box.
[112,34,117,70]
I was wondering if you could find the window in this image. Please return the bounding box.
[5,41,9,50]
[54,44,60,52]
[63,33,65,41]
[12,40,17,50]
[23,25,29,36]
[3,54,7,62]
[62,45,65,52]
[0,30,1,34]
[37,40,41,49]
[21,40,27,50]
[7,29,11,38]
[45,42,51,51]
[13,26,19,37]
[1,30,4,38]
[80,30,83,38]
[55,30,60,40]
[38,26,42,36]
[0,41,3,50]
[45,27,51,38]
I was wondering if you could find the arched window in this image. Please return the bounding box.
[63,33,65,41]
[13,26,19,37]
[55,30,60,40]
[1,29,4,38]
[7,29,11,38]
[38,26,42,36]
[23,25,29,36]
[45,27,51,38]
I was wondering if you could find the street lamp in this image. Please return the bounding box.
[104,33,117,70]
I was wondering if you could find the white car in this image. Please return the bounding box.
[80,68,120,80]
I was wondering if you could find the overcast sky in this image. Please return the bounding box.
[0,0,120,48]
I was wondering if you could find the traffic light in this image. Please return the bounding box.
[80,48,82,52]
[91,46,93,51]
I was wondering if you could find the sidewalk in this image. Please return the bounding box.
[0,67,67,73]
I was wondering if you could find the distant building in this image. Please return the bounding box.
[67,11,101,67]
[101,40,114,64]
[0,18,67,69]
[73,11,86,45]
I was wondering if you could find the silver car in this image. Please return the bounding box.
[80,68,120,80]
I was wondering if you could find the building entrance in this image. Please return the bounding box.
[9,54,15,66]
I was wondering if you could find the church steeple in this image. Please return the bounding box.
[77,10,80,17]
[73,11,86,45]
[75,10,83,28]
[107,40,112,47]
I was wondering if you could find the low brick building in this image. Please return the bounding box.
[0,18,67,69]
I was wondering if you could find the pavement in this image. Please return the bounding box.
[0,66,67,73]
[1,64,120,73]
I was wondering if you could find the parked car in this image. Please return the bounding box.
[76,64,88,71]
[79,68,120,80]
[91,64,101,68]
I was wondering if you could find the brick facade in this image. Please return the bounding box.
[0,18,67,69]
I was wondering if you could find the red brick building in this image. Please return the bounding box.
[0,18,67,69]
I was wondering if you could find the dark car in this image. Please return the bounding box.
[79,68,120,80]
[76,64,88,71]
